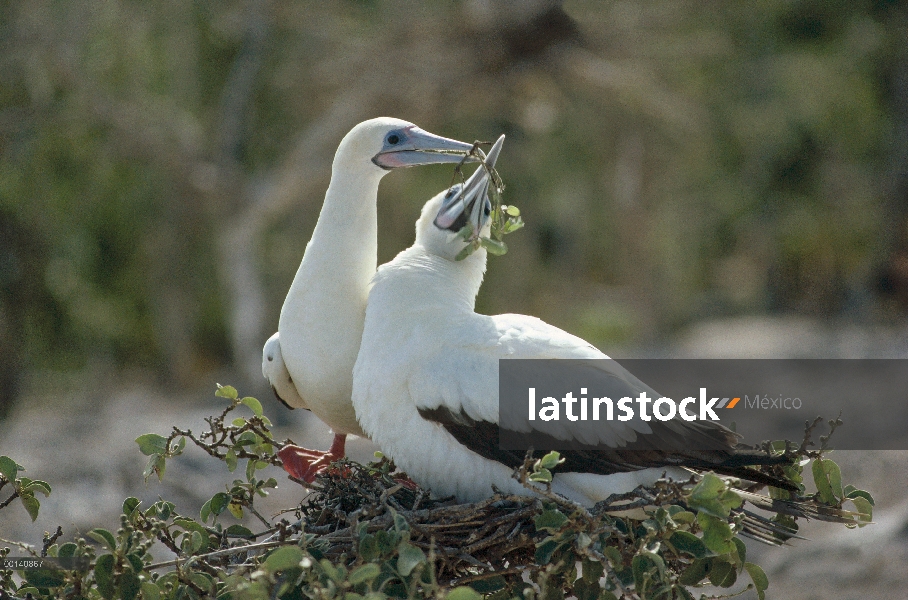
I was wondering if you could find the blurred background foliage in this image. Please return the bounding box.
[2,0,907,420]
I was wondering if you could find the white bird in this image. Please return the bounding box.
[352,136,792,505]
[270,118,476,482]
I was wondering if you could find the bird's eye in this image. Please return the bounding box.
[387,134,400,145]
[445,185,462,199]
[484,203,491,216]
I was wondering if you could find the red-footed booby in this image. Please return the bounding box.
[352,136,792,505]
[271,118,476,482]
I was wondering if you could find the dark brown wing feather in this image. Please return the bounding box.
[417,405,797,491]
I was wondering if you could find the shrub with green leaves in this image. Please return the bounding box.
[0,386,873,600]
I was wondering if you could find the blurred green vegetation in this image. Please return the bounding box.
[1,0,906,417]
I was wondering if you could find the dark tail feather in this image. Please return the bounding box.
[738,509,804,545]
[707,464,799,492]
[735,488,865,524]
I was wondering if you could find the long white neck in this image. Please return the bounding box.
[282,157,383,318]
[370,243,488,322]
[277,154,384,436]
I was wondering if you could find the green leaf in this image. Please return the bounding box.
[850,496,873,526]
[0,456,18,481]
[688,473,740,518]
[359,534,380,561]
[225,448,238,472]
[123,497,141,517]
[215,384,238,399]
[446,586,483,600]
[709,560,737,587]
[671,510,696,525]
[632,553,665,593]
[225,524,255,538]
[812,458,843,504]
[19,492,40,521]
[678,559,711,586]
[469,575,506,594]
[190,572,214,595]
[505,205,520,217]
[673,585,696,600]
[480,237,508,256]
[528,468,553,483]
[264,546,304,572]
[771,513,799,540]
[503,217,524,234]
[125,554,144,573]
[23,569,65,588]
[155,501,173,521]
[455,223,474,241]
[241,397,264,417]
[375,530,398,554]
[732,536,747,566]
[538,451,563,471]
[173,519,210,553]
[668,531,713,558]
[120,568,142,600]
[135,434,168,456]
[534,509,568,531]
[603,546,622,567]
[397,543,426,577]
[845,487,875,506]
[729,536,747,570]
[319,559,344,583]
[534,539,561,564]
[89,528,118,552]
[24,478,54,497]
[209,492,230,516]
[455,240,481,261]
[698,513,736,555]
[141,453,166,483]
[59,542,77,558]
[349,563,381,585]
[95,554,116,600]
[744,562,769,600]
[393,511,410,532]
[200,499,212,523]
[154,455,166,481]
[141,582,162,600]
[186,530,202,554]
[581,558,604,584]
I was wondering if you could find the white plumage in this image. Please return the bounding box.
[353,136,779,505]
[268,118,476,481]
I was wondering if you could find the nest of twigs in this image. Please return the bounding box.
[295,458,546,586]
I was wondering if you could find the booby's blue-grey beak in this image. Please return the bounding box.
[372,126,479,169]
[433,134,505,233]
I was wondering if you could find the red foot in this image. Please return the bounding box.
[393,475,420,491]
[278,434,346,483]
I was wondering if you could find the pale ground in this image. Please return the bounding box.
[1,316,906,599]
